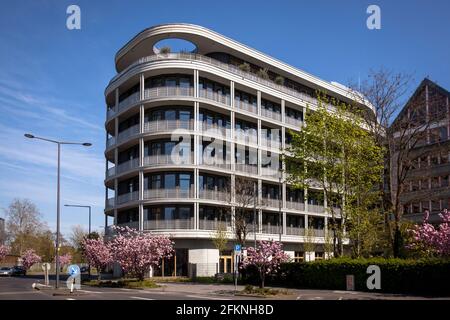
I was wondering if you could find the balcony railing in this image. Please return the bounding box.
[286,226,305,236]
[144,218,194,230]
[261,223,282,234]
[117,221,139,230]
[308,204,325,213]
[285,116,303,127]
[117,124,140,143]
[235,163,258,175]
[106,197,115,208]
[109,53,340,113]
[199,219,231,231]
[107,108,116,119]
[143,188,195,199]
[143,119,193,133]
[118,92,140,112]
[199,88,231,105]
[143,153,193,166]
[260,137,281,149]
[106,166,116,178]
[286,201,305,211]
[261,108,281,122]
[106,136,116,148]
[235,132,258,145]
[199,159,231,170]
[235,99,257,114]
[116,158,139,174]
[199,189,230,202]
[117,191,139,205]
[144,86,194,99]
[261,197,281,208]
[260,167,282,178]
[312,228,325,237]
[200,122,230,138]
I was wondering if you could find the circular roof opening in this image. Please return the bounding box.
[153,38,197,54]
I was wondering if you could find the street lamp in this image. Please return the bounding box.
[64,204,91,234]
[24,133,91,289]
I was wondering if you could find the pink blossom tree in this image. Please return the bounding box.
[241,240,290,288]
[57,253,72,270]
[0,245,10,261]
[21,249,41,270]
[82,237,113,280]
[109,226,174,281]
[408,209,450,257]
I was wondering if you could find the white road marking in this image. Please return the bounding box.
[66,298,76,300]
[186,295,231,300]
[130,296,155,300]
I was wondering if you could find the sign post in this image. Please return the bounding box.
[41,263,51,286]
[234,244,241,292]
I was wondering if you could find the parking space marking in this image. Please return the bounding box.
[130,296,154,300]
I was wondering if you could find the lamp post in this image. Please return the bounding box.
[24,133,91,289]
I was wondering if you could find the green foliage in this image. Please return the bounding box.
[257,68,269,80]
[159,46,171,54]
[84,279,159,289]
[242,258,450,295]
[274,75,284,85]
[238,62,251,72]
[285,94,384,256]
[241,285,287,296]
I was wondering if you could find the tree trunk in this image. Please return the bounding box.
[260,272,265,289]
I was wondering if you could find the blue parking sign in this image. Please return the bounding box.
[234,244,241,252]
[67,264,80,276]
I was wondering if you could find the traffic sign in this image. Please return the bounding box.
[234,244,241,252]
[41,263,51,271]
[67,264,80,276]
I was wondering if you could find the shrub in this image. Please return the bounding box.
[257,68,270,80]
[274,75,284,85]
[159,46,171,54]
[238,63,251,72]
[241,257,450,296]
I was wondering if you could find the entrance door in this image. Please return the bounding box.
[219,255,233,273]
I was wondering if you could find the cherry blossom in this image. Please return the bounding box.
[21,249,41,270]
[241,240,289,288]
[0,245,10,261]
[82,236,113,280]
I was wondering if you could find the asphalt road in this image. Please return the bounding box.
[1,275,448,300]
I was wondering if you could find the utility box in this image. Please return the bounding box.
[346,275,355,291]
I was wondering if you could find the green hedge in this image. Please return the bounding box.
[241,258,450,296]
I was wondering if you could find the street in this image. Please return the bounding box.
[1,275,448,300]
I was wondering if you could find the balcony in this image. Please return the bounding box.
[260,167,281,179]
[143,188,195,199]
[199,88,231,105]
[144,86,194,100]
[286,226,305,236]
[143,218,194,230]
[106,197,115,209]
[286,201,305,211]
[109,53,338,113]
[311,228,325,237]
[118,92,140,112]
[117,221,139,230]
[261,108,281,122]
[261,197,281,208]
[199,159,231,170]
[235,132,258,145]
[200,122,230,139]
[106,136,116,148]
[117,124,140,143]
[143,119,193,133]
[308,204,325,213]
[143,153,193,167]
[260,137,281,150]
[106,166,116,178]
[235,163,258,175]
[116,158,139,175]
[107,108,116,120]
[285,116,303,127]
[261,223,282,235]
[199,189,230,203]
[235,99,257,114]
[199,219,231,231]
[117,191,139,205]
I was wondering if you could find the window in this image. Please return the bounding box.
[441,176,449,188]
[286,107,304,121]
[315,252,324,260]
[179,174,191,190]
[294,251,304,262]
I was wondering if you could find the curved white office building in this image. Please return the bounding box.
[104,23,373,277]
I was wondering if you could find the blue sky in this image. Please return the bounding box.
[0,0,449,237]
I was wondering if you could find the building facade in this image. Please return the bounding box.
[103,23,373,276]
[391,78,450,224]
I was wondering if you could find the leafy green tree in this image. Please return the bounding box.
[286,94,383,257]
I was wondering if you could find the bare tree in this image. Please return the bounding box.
[3,198,46,255]
[70,225,88,251]
[351,70,445,256]
[233,177,257,246]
